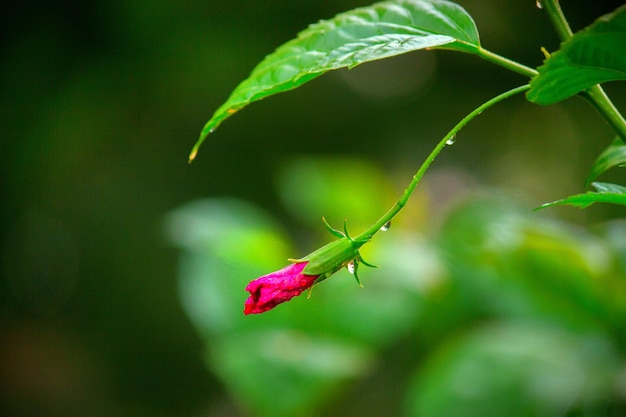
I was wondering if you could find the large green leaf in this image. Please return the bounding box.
[190,0,480,160]
[587,136,626,185]
[536,182,626,210]
[527,5,626,105]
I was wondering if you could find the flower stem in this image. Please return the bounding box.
[356,84,531,241]
[540,0,573,40]
[542,0,626,141]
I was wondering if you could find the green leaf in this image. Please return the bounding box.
[190,0,480,161]
[527,5,626,105]
[587,136,626,185]
[592,181,626,194]
[406,322,619,417]
[536,182,626,210]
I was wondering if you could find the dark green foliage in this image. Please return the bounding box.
[528,6,626,105]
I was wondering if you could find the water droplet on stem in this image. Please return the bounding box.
[446,135,456,145]
[535,0,543,9]
[380,221,391,232]
[347,261,355,274]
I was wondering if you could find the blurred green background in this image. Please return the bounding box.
[2,1,626,416]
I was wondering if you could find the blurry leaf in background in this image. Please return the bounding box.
[587,136,626,185]
[207,329,373,417]
[404,196,626,416]
[275,156,398,233]
[601,219,626,275]
[527,5,626,105]
[165,198,292,337]
[406,321,619,417]
[436,197,626,332]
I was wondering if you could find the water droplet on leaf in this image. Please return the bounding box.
[380,221,391,232]
[446,135,456,145]
[347,261,355,274]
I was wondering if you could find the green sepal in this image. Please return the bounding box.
[298,238,362,277]
[358,256,378,269]
[349,253,378,287]
[343,220,351,239]
[350,260,363,287]
[322,216,345,239]
[294,219,375,285]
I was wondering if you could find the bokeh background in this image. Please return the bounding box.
[2,1,626,416]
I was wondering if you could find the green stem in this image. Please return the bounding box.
[540,0,573,41]
[542,0,626,141]
[584,87,626,142]
[475,47,538,79]
[356,84,531,241]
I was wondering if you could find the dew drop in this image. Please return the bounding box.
[535,0,543,9]
[347,261,355,274]
[380,220,391,232]
[446,135,456,145]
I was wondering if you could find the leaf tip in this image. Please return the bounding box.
[189,123,219,162]
[532,202,551,212]
[188,148,198,164]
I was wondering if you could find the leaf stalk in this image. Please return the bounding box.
[475,47,537,79]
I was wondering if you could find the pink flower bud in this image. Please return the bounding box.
[244,262,319,315]
[244,235,369,314]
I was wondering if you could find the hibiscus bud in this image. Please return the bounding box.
[244,262,318,314]
[244,237,365,314]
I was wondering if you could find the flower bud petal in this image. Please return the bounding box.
[244,236,370,314]
[244,262,318,314]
